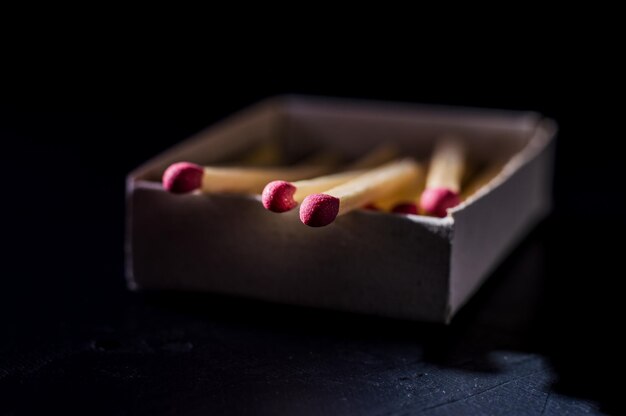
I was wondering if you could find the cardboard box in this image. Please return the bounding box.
[126,96,556,323]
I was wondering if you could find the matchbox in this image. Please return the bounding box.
[125,95,556,323]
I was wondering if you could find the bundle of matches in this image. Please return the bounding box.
[162,137,478,226]
[299,159,423,227]
[261,145,398,213]
[162,152,339,195]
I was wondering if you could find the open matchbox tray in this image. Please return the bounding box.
[126,96,556,323]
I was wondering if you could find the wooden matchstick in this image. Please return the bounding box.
[162,152,339,195]
[299,159,422,227]
[372,170,426,214]
[362,183,423,214]
[261,145,398,213]
[387,181,426,215]
[419,138,466,217]
[262,170,365,213]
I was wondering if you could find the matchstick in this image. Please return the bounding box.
[419,138,466,217]
[299,159,422,227]
[261,145,398,213]
[262,170,365,212]
[372,170,426,213]
[356,162,425,215]
[163,152,338,195]
[364,184,422,214]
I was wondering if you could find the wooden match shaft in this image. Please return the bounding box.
[425,138,465,192]
[261,145,398,213]
[372,169,426,212]
[262,170,365,211]
[299,159,422,227]
[420,138,466,217]
[199,164,334,193]
[331,159,422,216]
[163,152,339,194]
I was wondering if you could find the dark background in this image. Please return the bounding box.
[1,38,623,414]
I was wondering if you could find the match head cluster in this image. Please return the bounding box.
[162,140,471,227]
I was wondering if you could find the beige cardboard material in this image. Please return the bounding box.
[126,96,556,323]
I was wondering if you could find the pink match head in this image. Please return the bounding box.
[262,181,298,213]
[299,194,340,227]
[419,187,461,217]
[162,162,204,194]
[392,202,418,215]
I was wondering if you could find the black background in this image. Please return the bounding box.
[2,34,624,414]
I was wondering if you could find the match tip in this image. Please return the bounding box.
[419,187,461,217]
[299,194,340,227]
[162,162,204,194]
[262,181,298,213]
[392,202,418,215]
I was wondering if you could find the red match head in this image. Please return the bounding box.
[419,187,461,217]
[299,194,340,227]
[162,162,204,194]
[262,181,298,213]
[392,202,418,215]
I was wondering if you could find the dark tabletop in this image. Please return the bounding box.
[2,70,623,414]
